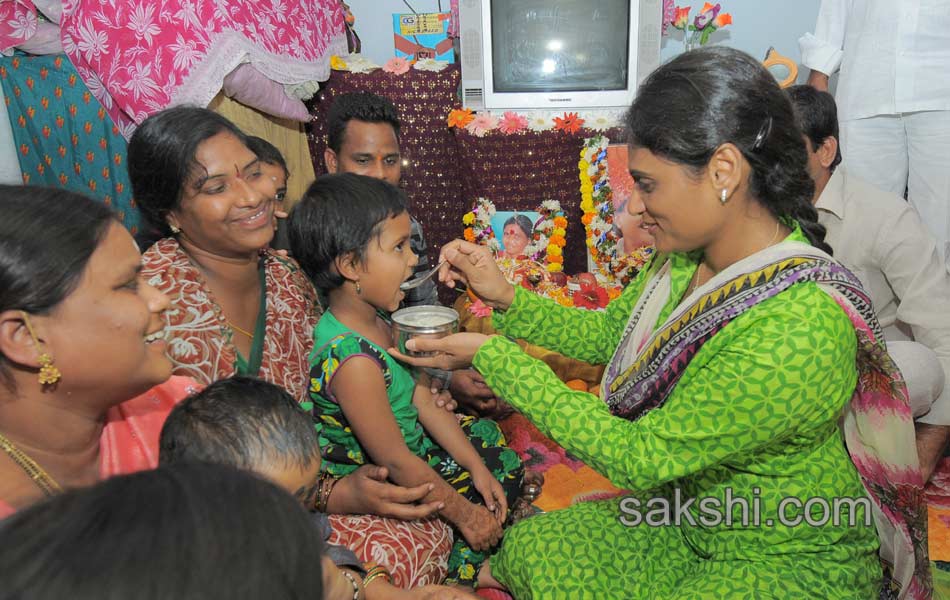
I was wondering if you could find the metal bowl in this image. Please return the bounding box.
[391,306,459,357]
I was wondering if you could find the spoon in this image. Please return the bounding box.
[400,260,447,291]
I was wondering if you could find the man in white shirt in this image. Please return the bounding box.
[788,85,950,481]
[799,0,950,265]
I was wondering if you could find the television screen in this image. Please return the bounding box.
[490,0,631,94]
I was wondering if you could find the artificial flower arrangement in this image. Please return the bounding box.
[579,135,654,286]
[329,54,450,74]
[447,107,625,136]
[663,1,733,50]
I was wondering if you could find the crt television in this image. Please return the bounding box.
[459,0,663,112]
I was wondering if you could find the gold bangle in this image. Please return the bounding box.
[362,565,392,588]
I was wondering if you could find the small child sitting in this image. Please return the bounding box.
[288,174,525,585]
[158,375,479,600]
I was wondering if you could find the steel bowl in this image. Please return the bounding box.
[391,306,459,357]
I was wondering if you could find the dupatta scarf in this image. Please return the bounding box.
[602,240,931,600]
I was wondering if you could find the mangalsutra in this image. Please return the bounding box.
[0,432,62,497]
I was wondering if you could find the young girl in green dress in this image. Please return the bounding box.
[287,173,524,586]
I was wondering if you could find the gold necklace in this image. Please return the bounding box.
[0,431,63,497]
[686,221,783,297]
[228,320,255,339]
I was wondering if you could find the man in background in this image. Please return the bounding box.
[323,92,499,415]
[799,0,950,265]
[788,85,949,481]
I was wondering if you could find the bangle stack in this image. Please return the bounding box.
[315,472,339,513]
[362,562,392,588]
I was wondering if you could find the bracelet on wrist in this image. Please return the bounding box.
[315,473,340,513]
[339,569,363,600]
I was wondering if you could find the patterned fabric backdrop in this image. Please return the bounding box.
[0,52,140,231]
[307,65,626,280]
[59,0,347,136]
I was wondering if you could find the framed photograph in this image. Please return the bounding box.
[606,144,652,254]
[491,210,540,256]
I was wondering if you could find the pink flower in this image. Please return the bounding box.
[497,111,528,134]
[468,298,493,318]
[464,111,498,137]
[382,56,411,75]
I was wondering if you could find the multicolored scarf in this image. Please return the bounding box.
[603,240,931,600]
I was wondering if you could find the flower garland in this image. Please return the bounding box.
[462,198,566,273]
[523,200,567,273]
[447,108,625,136]
[462,197,500,254]
[579,135,654,286]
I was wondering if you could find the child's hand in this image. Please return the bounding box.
[472,469,508,525]
[456,504,503,551]
[431,386,458,412]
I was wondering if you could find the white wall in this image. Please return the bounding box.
[346,0,821,83]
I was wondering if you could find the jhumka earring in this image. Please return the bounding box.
[19,311,61,386]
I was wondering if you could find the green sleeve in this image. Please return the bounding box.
[490,264,654,365]
[473,283,857,491]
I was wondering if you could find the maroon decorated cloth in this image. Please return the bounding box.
[307,65,624,280]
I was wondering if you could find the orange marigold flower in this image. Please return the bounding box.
[448,108,475,128]
[553,112,585,135]
[549,234,566,246]
[463,227,476,242]
[581,213,595,226]
[553,216,568,229]
[548,255,563,264]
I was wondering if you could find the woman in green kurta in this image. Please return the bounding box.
[392,47,929,599]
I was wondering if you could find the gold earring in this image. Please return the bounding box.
[355,280,362,295]
[19,311,61,386]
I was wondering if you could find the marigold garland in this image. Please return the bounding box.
[579,135,654,286]
[462,197,500,253]
[522,199,567,273]
[462,198,567,273]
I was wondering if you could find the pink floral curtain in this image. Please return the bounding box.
[0,0,38,53]
[59,0,348,137]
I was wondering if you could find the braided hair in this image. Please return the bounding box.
[625,46,831,255]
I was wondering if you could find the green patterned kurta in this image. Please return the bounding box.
[473,230,881,599]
